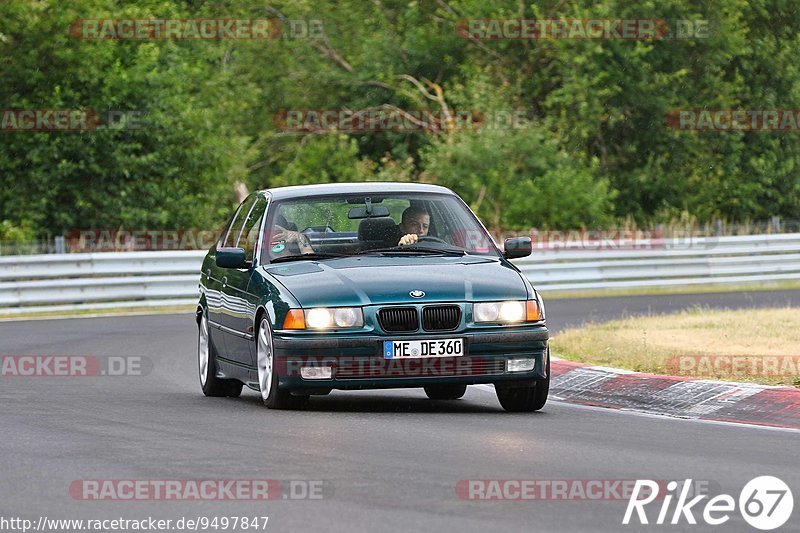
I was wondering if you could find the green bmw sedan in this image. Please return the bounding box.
[197,182,549,411]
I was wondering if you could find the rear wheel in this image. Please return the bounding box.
[424,384,467,400]
[495,348,550,412]
[198,313,243,397]
[257,317,308,410]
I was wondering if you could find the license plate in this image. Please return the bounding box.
[383,338,464,359]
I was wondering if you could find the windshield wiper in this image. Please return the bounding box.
[358,246,466,256]
[270,252,348,263]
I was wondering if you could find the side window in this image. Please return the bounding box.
[237,195,268,262]
[221,196,256,248]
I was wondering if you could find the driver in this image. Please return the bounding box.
[271,213,314,254]
[397,206,430,246]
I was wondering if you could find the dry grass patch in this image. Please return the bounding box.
[551,306,800,386]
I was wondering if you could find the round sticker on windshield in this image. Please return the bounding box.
[271,243,285,253]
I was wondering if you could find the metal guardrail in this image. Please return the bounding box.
[0,234,799,314]
[515,233,800,291]
[0,251,206,314]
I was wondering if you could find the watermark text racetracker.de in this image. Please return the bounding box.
[666,355,800,380]
[497,228,715,251]
[1,109,145,132]
[458,477,794,529]
[69,18,323,40]
[667,109,800,131]
[1,516,269,532]
[66,229,221,252]
[68,479,328,501]
[282,355,506,379]
[0,356,152,377]
[62,227,717,252]
[456,479,715,501]
[456,18,710,40]
[273,108,527,133]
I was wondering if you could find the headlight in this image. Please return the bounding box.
[474,300,541,324]
[303,307,364,329]
[306,308,334,328]
[333,307,360,327]
[499,301,526,322]
[474,302,501,322]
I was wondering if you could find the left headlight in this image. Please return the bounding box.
[473,300,541,324]
[304,307,364,329]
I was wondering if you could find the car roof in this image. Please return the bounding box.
[259,182,456,200]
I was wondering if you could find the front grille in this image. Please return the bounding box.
[378,307,418,332]
[422,305,461,331]
[335,357,505,379]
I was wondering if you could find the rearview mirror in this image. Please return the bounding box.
[503,237,532,259]
[347,205,391,219]
[216,247,250,269]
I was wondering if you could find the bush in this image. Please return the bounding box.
[421,128,616,229]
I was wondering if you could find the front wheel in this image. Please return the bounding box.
[495,348,550,412]
[424,384,467,400]
[198,313,242,398]
[257,317,308,410]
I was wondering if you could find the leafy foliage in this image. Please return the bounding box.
[1,0,799,235]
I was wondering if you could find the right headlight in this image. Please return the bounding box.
[473,300,541,324]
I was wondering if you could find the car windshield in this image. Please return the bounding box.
[262,192,499,263]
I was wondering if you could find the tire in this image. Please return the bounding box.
[424,384,467,400]
[198,313,243,398]
[256,317,308,410]
[495,348,550,412]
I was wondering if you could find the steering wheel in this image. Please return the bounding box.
[417,235,448,245]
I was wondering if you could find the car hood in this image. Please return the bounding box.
[262,255,529,307]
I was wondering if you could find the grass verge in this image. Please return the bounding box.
[0,305,195,321]
[551,306,800,387]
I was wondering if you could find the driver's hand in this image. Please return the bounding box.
[278,230,300,243]
[272,226,295,243]
[273,228,313,253]
[398,233,418,246]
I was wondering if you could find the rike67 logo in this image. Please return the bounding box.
[624,476,794,530]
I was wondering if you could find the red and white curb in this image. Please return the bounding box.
[547,360,800,430]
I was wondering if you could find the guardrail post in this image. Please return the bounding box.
[54,236,66,254]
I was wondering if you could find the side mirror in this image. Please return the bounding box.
[216,247,250,269]
[503,237,532,259]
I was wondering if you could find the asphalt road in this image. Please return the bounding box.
[1,290,799,533]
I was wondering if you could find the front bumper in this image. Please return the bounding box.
[272,326,549,390]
